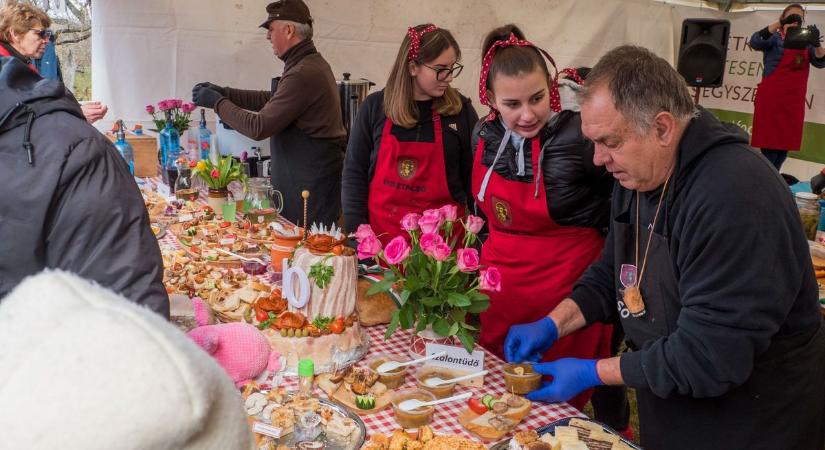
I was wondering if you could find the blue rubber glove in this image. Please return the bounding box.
[503,316,558,363]
[525,358,603,403]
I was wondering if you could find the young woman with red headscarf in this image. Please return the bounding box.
[472,24,613,410]
[343,24,478,244]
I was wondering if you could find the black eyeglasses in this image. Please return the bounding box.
[420,63,463,81]
[30,28,53,40]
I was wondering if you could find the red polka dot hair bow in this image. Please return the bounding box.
[478,33,563,113]
[407,25,438,62]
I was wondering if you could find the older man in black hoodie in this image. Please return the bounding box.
[504,46,825,450]
[0,56,168,316]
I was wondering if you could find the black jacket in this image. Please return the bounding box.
[0,57,169,316]
[571,107,822,398]
[472,110,613,232]
[342,89,478,233]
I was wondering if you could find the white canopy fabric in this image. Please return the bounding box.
[90,0,825,175]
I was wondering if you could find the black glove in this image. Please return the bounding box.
[781,13,803,26]
[811,170,825,195]
[810,24,822,48]
[193,81,226,96]
[192,85,224,109]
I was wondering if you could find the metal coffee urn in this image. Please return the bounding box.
[337,73,375,135]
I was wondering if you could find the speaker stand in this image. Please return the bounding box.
[693,86,702,106]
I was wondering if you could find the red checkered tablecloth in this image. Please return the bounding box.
[276,326,583,443]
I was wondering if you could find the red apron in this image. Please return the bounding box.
[0,44,38,73]
[751,46,810,151]
[367,112,463,246]
[473,135,612,410]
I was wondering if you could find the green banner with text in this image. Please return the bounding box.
[707,108,825,165]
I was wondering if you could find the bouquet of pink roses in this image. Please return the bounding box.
[146,98,196,134]
[355,205,501,353]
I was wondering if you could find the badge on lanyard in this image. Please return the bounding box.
[620,264,638,288]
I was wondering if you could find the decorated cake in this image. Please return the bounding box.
[257,224,369,373]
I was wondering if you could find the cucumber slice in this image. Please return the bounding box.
[355,394,376,410]
[481,394,496,409]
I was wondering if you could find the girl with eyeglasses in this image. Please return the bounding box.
[0,1,52,72]
[473,25,613,411]
[342,24,478,244]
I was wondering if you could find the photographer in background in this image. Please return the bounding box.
[749,3,824,171]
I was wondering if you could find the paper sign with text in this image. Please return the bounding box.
[424,343,486,387]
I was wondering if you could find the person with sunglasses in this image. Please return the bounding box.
[0,2,107,124]
[342,24,478,244]
[474,25,614,411]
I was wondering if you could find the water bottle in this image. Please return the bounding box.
[197,109,212,161]
[159,111,181,189]
[113,120,135,175]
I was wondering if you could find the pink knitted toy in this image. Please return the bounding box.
[187,298,281,387]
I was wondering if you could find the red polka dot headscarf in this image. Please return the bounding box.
[479,33,581,115]
[407,24,439,61]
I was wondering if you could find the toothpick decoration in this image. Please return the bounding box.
[301,190,310,241]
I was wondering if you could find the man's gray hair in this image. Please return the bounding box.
[581,45,696,133]
[289,20,313,40]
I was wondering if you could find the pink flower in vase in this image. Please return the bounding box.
[145,104,156,114]
[418,209,444,234]
[383,236,411,264]
[173,99,183,109]
[439,204,458,222]
[431,243,451,261]
[357,234,382,259]
[182,102,196,113]
[419,232,444,256]
[158,100,173,111]
[464,215,484,235]
[400,213,421,232]
[354,224,376,242]
[479,267,502,292]
[456,248,480,272]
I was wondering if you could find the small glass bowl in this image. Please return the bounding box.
[391,389,436,429]
[502,363,542,394]
[241,259,268,275]
[413,367,457,399]
[366,354,408,389]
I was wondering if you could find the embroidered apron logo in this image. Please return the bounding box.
[397,158,418,180]
[492,196,512,226]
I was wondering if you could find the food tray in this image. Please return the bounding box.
[252,392,367,450]
[489,416,641,450]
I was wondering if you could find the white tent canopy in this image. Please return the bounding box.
[90,0,825,177]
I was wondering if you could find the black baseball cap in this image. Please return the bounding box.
[259,0,313,29]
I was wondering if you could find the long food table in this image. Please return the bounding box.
[144,177,583,443]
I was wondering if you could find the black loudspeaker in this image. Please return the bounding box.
[677,19,730,88]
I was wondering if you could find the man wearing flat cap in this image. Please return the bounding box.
[192,0,346,227]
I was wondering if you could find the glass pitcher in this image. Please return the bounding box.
[174,163,199,202]
[245,177,284,225]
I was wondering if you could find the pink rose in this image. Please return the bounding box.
[145,104,156,114]
[354,224,376,242]
[418,209,444,234]
[479,267,502,292]
[439,204,458,222]
[400,213,421,232]
[182,102,196,113]
[464,215,484,235]
[383,236,410,265]
[431,243,451,261]
[158,100,173,111]
[357,234,382,259]
[419,232,444,255]
[456,248,479,272]
[173,99,183,108]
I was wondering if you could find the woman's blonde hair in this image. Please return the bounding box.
[0,1,51,43]
[383,24,463,128]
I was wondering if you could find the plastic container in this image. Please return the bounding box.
[413,367,456,399]
[502,363,542,394]
[795,192,820,241]
[390,389,436,429]
[298,358,315,395]
[270,227,305,272]
[366,355,408,389]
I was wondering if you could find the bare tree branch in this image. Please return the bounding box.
[56,30,90,45]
